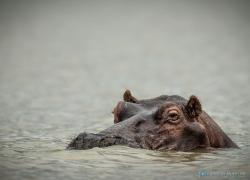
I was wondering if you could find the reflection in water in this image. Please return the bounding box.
[0,0,250,180]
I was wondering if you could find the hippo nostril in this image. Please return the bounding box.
[134,119,146,128]
[133,119,147,133]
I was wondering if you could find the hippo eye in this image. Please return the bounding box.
[167,110,179,122]
[155,106,181,124]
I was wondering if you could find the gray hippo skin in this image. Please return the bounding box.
[68,90,238,151]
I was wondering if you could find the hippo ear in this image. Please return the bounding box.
[123,89,138,103]
[185,95,202,118]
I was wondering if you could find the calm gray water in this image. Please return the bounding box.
[0,1,250,180]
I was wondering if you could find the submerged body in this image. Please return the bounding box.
[68,90,238,151]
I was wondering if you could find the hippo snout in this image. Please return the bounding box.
[67,133,102,150]
[67,132,131,150]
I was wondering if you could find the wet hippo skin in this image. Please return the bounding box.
[68,90,238,151]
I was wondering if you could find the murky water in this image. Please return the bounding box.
[0,1,250,179]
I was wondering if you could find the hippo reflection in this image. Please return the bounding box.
[68,90,238,151]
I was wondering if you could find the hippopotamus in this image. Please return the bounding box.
[68,90,238,151]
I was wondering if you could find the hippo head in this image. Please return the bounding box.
[68,90,238,151]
